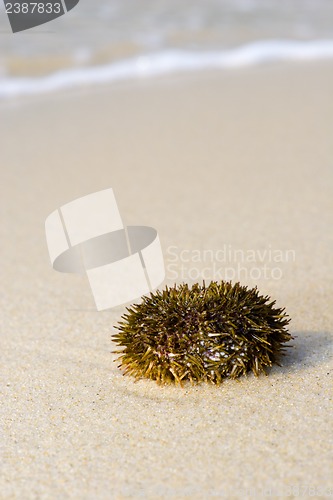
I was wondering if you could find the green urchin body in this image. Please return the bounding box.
[112,281,291,385]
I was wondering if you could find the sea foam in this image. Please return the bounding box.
[1,39,333,99]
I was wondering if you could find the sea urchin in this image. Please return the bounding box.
[112,281,292,385]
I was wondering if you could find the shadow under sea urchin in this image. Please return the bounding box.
[112,281,292,385]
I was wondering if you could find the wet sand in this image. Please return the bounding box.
[1,62,332,498]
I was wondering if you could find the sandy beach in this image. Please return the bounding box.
[1,62,333,498]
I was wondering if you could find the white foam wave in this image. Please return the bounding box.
[1,39,333,99]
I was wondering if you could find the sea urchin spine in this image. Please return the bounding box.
[112,281,292,385]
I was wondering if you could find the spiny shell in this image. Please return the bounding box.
[112,281,292,385]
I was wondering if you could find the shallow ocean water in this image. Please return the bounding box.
[1,0,333,96]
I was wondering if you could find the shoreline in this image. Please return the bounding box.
[2,39,333,100]
[0,57,332,108]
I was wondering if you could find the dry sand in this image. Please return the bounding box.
[1,62,333,499]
